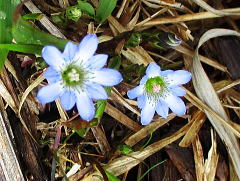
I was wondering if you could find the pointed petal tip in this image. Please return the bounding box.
[42,46,65,70]
[76,92,95,121]
[146,62,161,78]
[75,34,99,62]
[140,116,153,125]
[92,68,123,86]
[164,93,186,116]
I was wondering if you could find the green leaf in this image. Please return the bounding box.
[118,144,133,154]
[137,160,165,181]
[75,129,86,137]
[22,13,44,20]
[105,170,121,181]
[65,5,82,22]
[108,55,121,69]
[95,0,117,23]
[0,0,21,67]
[94,87,111,118]
[0,43,43,54]
[125,32,142,48]
[77,0,95,17]
[12,17,67,50]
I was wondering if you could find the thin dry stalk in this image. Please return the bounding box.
[81,119,193,180]
[105,103,142,132]
[0,99,25,181]
[121,46,154,65]
[179,110,206,147]
[135,7,240,27]
[174,45,227,72]
[91,126,111,156]
[192,135,204,181]
[24,0,66,38]
[203,130,219,181]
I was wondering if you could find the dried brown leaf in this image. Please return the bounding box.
[81,120,193,180]
[203,130,219,181]
[121,46,154,65]
[191,28,240,179]
[105,103,142,132]
[179,110,206,147]
[192,135,204,181]
[192,0,240,16]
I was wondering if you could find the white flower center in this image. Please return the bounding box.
[68,68,80,82]
[152,84,161,93]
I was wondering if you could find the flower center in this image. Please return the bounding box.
[144,76,168,104]
[152,84,161,93]
[61,65,84,86]
[145,76,165,94]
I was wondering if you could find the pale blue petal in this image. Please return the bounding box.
[42,46,65,70]
[140,75,148,85]
[60,90,76,110]
[37,82,64,104]
[76,92,95,121]
[146,62,161,78]
[87,83,108,100]
[137,95,146,109]
[156,100,169,118]
[88,54,108,70]
[170,86,186,97]
[160,70,174,76]
[140,99,156,125]
[74,34,98,63]
[92,68,122,86]
[44,67,61,84]
[163,93,186,116]
[164,70,192,86]
[127,85,144,99]
[63,42,78,62]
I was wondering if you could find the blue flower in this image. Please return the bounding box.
[127,62,191,125]
[37,34,122,121]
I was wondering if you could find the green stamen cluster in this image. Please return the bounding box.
[145,76,167,101]
[61,65,84,86]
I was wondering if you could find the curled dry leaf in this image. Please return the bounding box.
[192,0,240,16]
[191,28,240,179]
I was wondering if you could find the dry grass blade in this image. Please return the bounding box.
[18,73,44,118]
[4,59,19,82]
[17,73,45,143]
[111,87,140,116]
[0,78,17,113]
[192,135,204,181]
[121,46,154,65]
[203,130,219,181]
[137,7,240,27]
[124,113,176,147]
[105,103,142,132]
[192,0,240,16]
[174,45,227,72]
[108,15,128,34]
[185,89,240,138]
[179,110,206,147]
[191,28,240,179]
[91,126,111,156]
[24,0,66,38]
[81,120,193,180]
[0,100,25,181]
